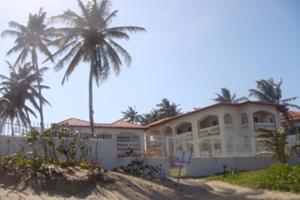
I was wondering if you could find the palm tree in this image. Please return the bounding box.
[122,106,142,124]
[256,128,300,163]
[1,8,55,132]
[156,98,182,118]
[0,63,49,135]
[49,0,145,135]
[249,79,300,131]
[214,88,247,103]
[141,109,161,125]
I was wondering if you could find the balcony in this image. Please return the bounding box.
[199,125,220,137]
[254,122,276,131]
[174,132,193,141]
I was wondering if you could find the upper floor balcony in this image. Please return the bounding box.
[253,111,277,131]
[198,115,220,137]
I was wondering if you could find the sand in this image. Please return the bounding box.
[0,172,299,200]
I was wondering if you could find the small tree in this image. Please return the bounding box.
[256,128,300,163]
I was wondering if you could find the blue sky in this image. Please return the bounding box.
[0,0,299,124]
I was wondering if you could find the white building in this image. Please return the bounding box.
[59,101,281,159]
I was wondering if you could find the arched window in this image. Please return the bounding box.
[224,113,233,124]
[241,113,248,124]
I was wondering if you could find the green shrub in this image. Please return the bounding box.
[212,163,300,193]
[80,161,89,169]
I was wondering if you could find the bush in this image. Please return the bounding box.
[212,163,300,193]
[117,159,161,178]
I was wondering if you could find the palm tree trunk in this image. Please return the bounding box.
[89,65,95,136]
[10,118,14,136]
[32,49,47,158]
[31,49,45,132]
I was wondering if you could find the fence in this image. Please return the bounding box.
[0,121,52,136]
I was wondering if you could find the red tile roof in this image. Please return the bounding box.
[58,118,146,130]
[281,111,300,123]
[58,101,279,130]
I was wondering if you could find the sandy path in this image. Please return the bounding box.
[0,172,299,200]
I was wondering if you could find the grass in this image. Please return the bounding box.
[210,163,300,193]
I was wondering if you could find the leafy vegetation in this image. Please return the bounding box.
[0,63,49,135]
[114,159,163,178]
[211,163,300,193]
[256,129,300,163]
[2,8,55,132]
[214,88,247,103]
[123,98,182,125]
[49,0,145,135]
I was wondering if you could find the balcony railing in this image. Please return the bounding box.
[174,132,193,141]
[198,125,220,137]
[254,122,276,130]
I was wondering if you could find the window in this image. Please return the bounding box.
[212,120,218,126]
[244,136,252,153]
[117,133,141,157]
[254,117,259,123]
[199,139,212,157]
[224,114,233,124]
[213,139,222,155]
[226,136,234,155]
[95,133,113,139]
[241,113,248,124]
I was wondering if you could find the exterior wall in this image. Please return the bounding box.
[146,103,281,158]
[187,156,300,177]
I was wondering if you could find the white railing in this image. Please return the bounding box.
[241,123,249,129]
[254,122,276,130]
[225,124,234,129]
[173,132,193,141]
[198,125,220,137]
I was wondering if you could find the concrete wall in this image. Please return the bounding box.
[1,136,299,177]
[187,156,300,177]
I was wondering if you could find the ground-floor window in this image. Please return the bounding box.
[199,139,212,157]
[117,133,141,157]
[213,139,222,156]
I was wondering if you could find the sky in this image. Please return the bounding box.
[0,0,299,125]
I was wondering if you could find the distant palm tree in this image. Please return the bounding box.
[0,63,49,135]
[249,79,300,131]
[214,88,247,103]
[156,98,182,118]
[49,0,145,135]
[1,8,55,132]
[141,109,161,125]
[122,106,142,124]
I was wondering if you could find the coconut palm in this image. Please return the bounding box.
[249,79,300,131]
[256,128,300,163]
[49,0,145,135]
[0,62,49,135]
[1,8,55,132]
[141,109,161,125]
[156,98,182,118]
[214,88,247,103]
[122,106,142,124]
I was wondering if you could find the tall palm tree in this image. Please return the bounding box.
[214,88,247,103]
[49,0,145,135]
[1,8,55,132]
[0,63,49,135]
[156,98,181,118]
[249,79,300,131]
[122,106,142,124]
